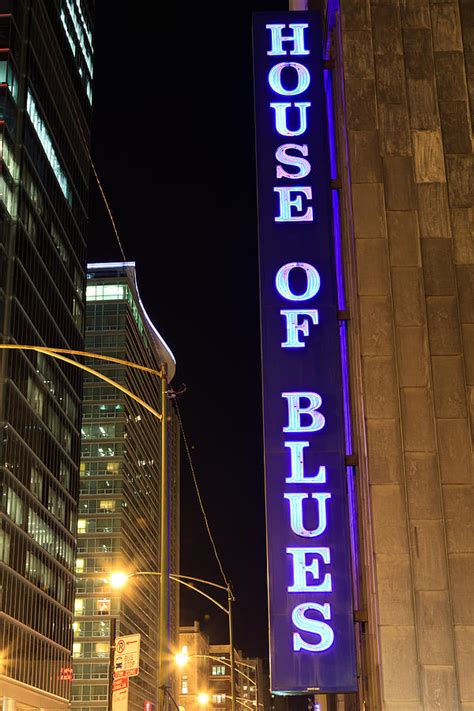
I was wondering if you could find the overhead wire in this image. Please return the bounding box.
[173,396,230,589]
[58,53,230,589]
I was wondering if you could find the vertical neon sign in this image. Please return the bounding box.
[253,13,357,693]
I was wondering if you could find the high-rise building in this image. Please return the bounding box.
[0,0,93,708]
[72,262,180,711]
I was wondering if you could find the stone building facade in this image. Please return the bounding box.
[315,0,473,708]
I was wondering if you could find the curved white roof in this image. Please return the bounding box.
[87,261,176,381]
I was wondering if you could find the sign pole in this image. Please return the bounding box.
[109,616,117,711]
[228,585,236,711]
[159,364,169,710]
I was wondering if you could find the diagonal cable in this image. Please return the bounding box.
[173,397,230,589]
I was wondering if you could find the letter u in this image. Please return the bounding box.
[284,492,331,537]
[270,102,310,137]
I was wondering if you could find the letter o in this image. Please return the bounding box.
[268,62,310,96]
[275,262,321,301]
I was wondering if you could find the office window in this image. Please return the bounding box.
[212,696,226,705]
[86,283,127,301]
[212,665,226,676]
[99,499,116,512]
[30,466,43,499]
[5,487,23,524]
[26,89,72,204]
[181,675,188,694]
[0,527,10,563]
[96,599,110,614]
[77,518,87,534]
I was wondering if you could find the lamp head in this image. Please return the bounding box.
[175,645,189,668]
[109,571,128,589]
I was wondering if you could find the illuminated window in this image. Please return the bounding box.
[77,519,87,534]
[30,466,43,499]
[73,642,82,658]
[26,90,72,204]
[181,676,188,694]
[75,598,84,614]
[27,377,44,416]
[76,558,85,573]
[60,0,93,104]
[212,696,226,705]
[95,642,109,658]
[211,665,226,676]
[6,488,23,525]
[99,500,116,512]
[0,528,10,563]
[86,284,127,302]
[0,60,18,101]
[97,599,110,614]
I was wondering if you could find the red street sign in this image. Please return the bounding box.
[112,677,129,692]
[114,668,139,679]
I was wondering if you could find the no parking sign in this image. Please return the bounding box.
[113,633,141,678]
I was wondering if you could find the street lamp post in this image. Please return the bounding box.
[0,346,234,711]
[159,363,169,705]
[108,616,117,711]
[176,652,256,686]
[110,572,237,711]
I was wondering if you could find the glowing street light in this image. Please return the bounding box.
[108,571,237,711]
[109,571,129,590]
[197,693,209,706]
[175,646,189,668]
[174,652,255,686]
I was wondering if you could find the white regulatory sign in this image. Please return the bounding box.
[112,677,129,711]
[113,633,141,678]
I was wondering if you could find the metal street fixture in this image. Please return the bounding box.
[109,572,237,711]
[0,344,172,708]
[174,651,256,686]
[0,345,234,711]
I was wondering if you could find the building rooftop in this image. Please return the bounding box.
[87,261,176,379]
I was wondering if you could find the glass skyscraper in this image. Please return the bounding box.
[0,0,94,708]
[72,262,180,711]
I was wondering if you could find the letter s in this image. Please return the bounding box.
[276,144,311,180]
[292,602,334,652]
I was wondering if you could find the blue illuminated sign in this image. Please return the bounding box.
[253,13,357,694]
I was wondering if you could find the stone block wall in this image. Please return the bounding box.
[327,0,473,708]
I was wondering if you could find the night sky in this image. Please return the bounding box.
[89,2,287,659]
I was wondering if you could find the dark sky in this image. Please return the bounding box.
[89,2,287,658]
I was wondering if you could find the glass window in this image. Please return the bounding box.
[86,284,127,302]
[95,643,109,658]
[75,598,84,614]
[77,519,87,534]
[6,487,23,525]
[181,676,188,694]
[0,528,10,563]
[96,599,110,614]
[30,466,43,499]
[26,90,72,204]
[99,500,115,512]
[211,665,226,676]
[212,696,226,705]
[27,377,44,416]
